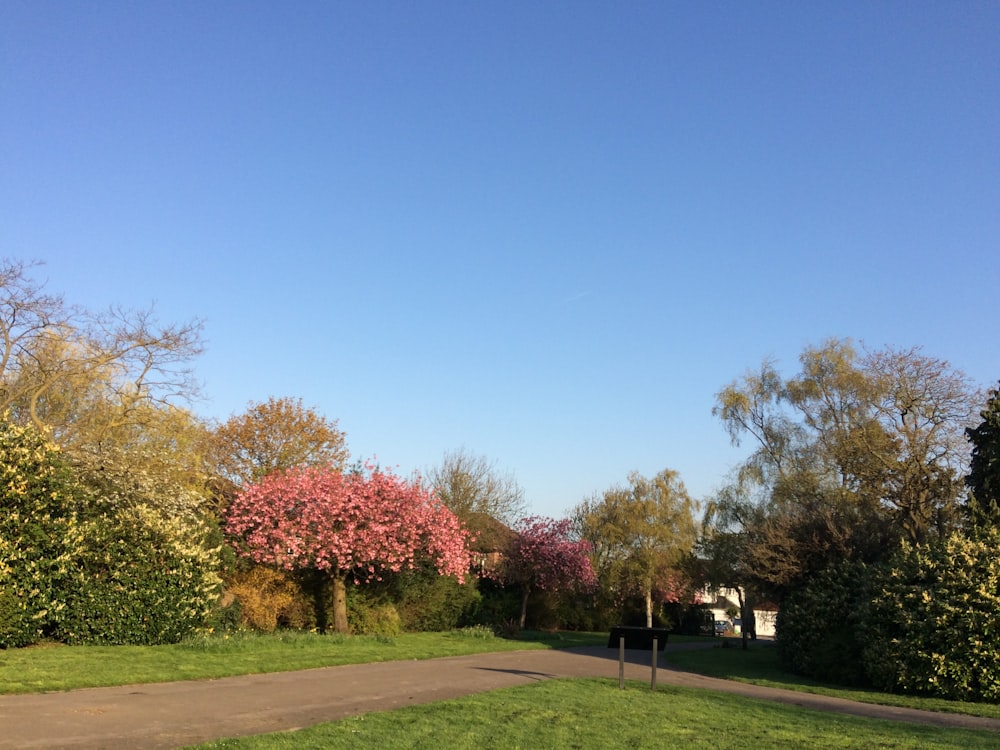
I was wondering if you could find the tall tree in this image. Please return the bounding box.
[69,401,214,519]
[698,480,762,646]
[209,396,349,488]
[0,259,203,446]
[575,469,698,627]
[966,383,1000,527]
[224,463,471,633]
[712,339,980,599]
[0,259,213,518]
[426,448,526,525]
[494,516,597,630]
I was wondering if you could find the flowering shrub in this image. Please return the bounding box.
[225,565,311,632]
[864,529,1000,702]
[0,418,221,648]
[0,420,80,647]
[57,507,221,645]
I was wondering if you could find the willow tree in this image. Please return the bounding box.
[711,339,980,599]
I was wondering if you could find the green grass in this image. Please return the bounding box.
[666,638,1000,721]
[188,677,1000,750]
[0,629,605,694]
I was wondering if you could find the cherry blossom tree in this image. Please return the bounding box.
[224,463,471,633]
[497,516,598,630]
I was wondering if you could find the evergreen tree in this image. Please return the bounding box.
[966,383,1000,527]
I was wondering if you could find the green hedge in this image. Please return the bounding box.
[777,560,872,686]
[0,421,80,648]
[57,508,221,645]
[395,572,481,632]
[775,529,1000,702]
[865,529,1000,701]
[0,419,222,648]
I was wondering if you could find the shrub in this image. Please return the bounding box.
[864,529,1000,702]
[225,566,311,632]
[665,603,713,636]
[346,587,402,637]
[0,421,81,648]
[549,589,609,632]
[396,572,481,632]
[57,507,222,645]
[466,578,521,630]
[777,559,873,686]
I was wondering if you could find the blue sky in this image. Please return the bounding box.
[3,2,998,517]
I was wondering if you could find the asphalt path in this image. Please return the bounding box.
[2,643,998,749]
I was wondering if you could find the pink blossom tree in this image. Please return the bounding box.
[224,463,472,633]
[497,516,598,630]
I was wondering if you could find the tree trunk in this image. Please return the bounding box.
[736,586,748,651]
[519,588,530,630]
[307,569,329,633]
[332,574,350,634]
[645,587,653,628]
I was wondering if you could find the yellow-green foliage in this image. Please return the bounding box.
[865,529,1000,702]
[346,588,402,637]
[57,506,222,645]
[0,420,80,647]
[226,566,312,632]
[0,418,221,647]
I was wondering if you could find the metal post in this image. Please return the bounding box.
[651,638,658,690]
[618,636,625,689]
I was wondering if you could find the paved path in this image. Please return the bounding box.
[2,644,998,749]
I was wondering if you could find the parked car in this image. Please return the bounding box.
[714,620,732,635]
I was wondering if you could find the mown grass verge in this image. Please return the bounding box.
[0,629,607,694]
[666,638,1000,721]
[187,677,1000,750]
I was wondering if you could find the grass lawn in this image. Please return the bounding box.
[0,629,607,694]
[187,677,1000,750]
[665,638,1000,721]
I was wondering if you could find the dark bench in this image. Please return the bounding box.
[607,625,669,651]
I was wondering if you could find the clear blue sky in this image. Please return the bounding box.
[3,2,998,518]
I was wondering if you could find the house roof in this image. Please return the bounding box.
[464,512,516,553]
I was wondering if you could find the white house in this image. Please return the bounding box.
[703,586,777,638]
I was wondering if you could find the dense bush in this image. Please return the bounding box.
[395,570,481,632]
[57,508,221,645]
[0,421,81,648]
[549,589,608,632]
[0,418,224,648]
[346,587,402,637]
[776,560,873,686]
[864,529,1000,702]
[225,566,312,632]
[465,577,522,631]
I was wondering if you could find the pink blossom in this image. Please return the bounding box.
[225,463,473,583]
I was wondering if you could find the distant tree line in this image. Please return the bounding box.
[3,259,999,705]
